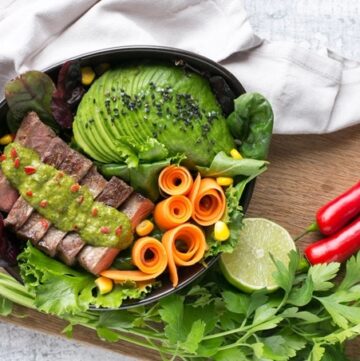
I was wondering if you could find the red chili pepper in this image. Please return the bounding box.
[24,166,37,175]
[26,190,33,197]
[39,200,48,208]
[70,183,80,193]
[13,158,20,169]
[296,181,360,241]
[40,219,49,229]
[115,226,122,237]
[100,226,110,234]
[305,216,360,264]
[10,148,17,159]
[0,154,6,162]
[91,208,98,217]
[315,180,360,235]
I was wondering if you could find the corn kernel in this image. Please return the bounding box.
[81,66,96,86]
[214,221,230,242]
[216,177,234,187]
[230,148,243,160]
[95,276,113,295]
[136,220,154,237]
[0,134,14,145]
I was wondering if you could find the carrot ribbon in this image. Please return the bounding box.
[101,237,168,281]
[153,195,193,230]
[158,165,193,196]
[189,174,226,226]
[162,223,207,287]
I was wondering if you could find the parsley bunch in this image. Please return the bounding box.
[1,250,360,360]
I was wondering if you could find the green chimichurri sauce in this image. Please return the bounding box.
[1,142,133,249]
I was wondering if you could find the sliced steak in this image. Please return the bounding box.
[17,213,50,243]
[0,112,55,212]
[59,148,92,182]
[5,137,71,229]
[78,193,154,275]
[79,166,108,198]
[96,177,133,208]
[0,171,19,212]
[15,112,57,155]
[38,227,66,257]
[77,246,120,276]
[38,167,107,257]
[57,233,85,266]
[4,197,33,230]
[120,193,155,231]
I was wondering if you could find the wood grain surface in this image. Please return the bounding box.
[1,124,360,360]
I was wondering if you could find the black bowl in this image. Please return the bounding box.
[0,46,254,309]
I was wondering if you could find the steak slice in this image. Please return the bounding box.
[59,148,92,182]
[0,171,19,212]
[78,193,154,275]
[5,138,71,229]
[96,177,133,208]
[38,167,107,257]
[17,213,51,243]
[0,112,56,212]
[4,197,33,230]
[57,175,132,266]
[15,112,57,155]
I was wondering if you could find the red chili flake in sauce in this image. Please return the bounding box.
[39,200,48,208]
[24,166,37,175]
[115,226,123,237]
[70,183,80,193]
[100,226,110,234]
[0,154,6,162]
[26,190,33,197]
[13,158,20,168]
[40,219,49,229]
[10,148,17,159]
[91,208,98,217]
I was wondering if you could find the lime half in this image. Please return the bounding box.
[220,218,296,293]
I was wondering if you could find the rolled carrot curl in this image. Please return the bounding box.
[162,223,207,287]
[100,237,168,282]
[189,174,226,226]
[154,195,193,230]
[158,165,193,196]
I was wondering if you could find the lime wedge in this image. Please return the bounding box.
[220,218,296,292]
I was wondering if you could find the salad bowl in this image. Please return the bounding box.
[0,46,255,309]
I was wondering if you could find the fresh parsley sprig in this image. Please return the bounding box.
[1,251,360,360]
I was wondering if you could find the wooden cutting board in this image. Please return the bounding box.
[1,124,360,360]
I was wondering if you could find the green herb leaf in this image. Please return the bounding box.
[222,290,250,315]
[287,275,314,307]
[309,263,340,292]
[281,307,322,323]
[315,288,360,329]
[307,343,325,361]
[180,319,206,354]
[62,323,74,338]
[197,337,224,357]
[96,327,121,342]
[272,250,300,296]
[214,348,248,361]
[338,253,360,291]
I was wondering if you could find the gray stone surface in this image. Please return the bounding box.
[1,1,359,360]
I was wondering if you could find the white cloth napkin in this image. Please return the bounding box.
[1,0,359,134]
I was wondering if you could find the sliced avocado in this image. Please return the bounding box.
[74,63,235,167]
